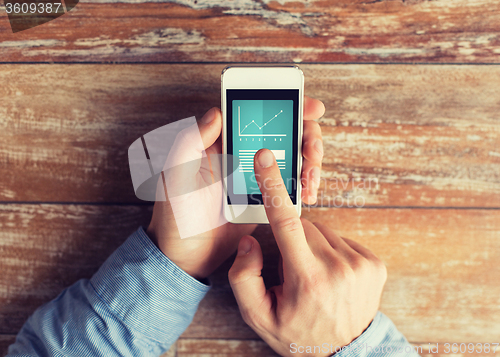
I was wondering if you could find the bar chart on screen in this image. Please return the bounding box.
[238,149,286,172]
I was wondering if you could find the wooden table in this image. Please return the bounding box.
[1,1,499,356]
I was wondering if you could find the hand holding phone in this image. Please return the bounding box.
[147,79,324,278]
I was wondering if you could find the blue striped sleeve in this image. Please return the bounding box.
[7,226,211,357]
[334,311,421,357]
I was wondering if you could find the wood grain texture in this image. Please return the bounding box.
[0,0,500,63]
[176,339,500,357]
[416,343,500,357]
[1,64,499,206]
[177,338,278,357]
[0,204,152,334]
[311,65,500,208]
[1,204,499,342]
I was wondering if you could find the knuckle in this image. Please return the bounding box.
[373,258,388,282]
[305,119,321,133]
[312,120,321,132]
[357,255,387,283]
[263,176,286,191]
[335,260,356,282]
[350,254,370,271]
[176,127,194,145]
[274,216,302,234]
[228,267,248,285]
[242,309,266,331]
[301,269,327,294]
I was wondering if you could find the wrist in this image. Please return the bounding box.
[146,223,210,281]
[331,313,383,357]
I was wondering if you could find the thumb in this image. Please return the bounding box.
[228,236,274,329]
[197,107,223,152]
[167,108,222,168]
[163,108,222,195]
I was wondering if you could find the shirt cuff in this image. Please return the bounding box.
[90,226,211,343]
[334,311,417,357]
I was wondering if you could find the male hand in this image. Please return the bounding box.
[228,149,388,356]
[147,96,325,280]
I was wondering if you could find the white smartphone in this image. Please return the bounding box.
[221,65,304,224]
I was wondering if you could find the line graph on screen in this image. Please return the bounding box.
[238,106,287,137]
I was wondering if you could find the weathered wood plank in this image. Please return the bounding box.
[0,0,500,63]
[308,65,500,208]
[1,64,499,206]
[416,343,500,357]
[1,204,499,342]
[0,204,152,334]
[177,338,278,357]
[176,339,499,357]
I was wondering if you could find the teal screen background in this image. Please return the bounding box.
[232,99,294,195]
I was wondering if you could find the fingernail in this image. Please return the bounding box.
[258,150,274,168]
[314,139,323,156]
[238,236,253,256]
[202,108,216,124]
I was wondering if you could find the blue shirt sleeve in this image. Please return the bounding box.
[334,311,420,357]
[8,226,417,357]
[7,226,211,357]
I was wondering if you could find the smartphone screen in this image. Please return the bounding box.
[226,89,299,205]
